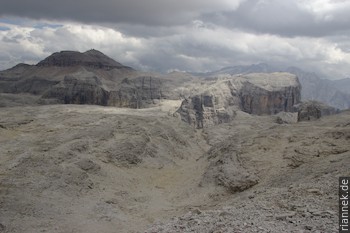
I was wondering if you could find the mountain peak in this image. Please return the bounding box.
[84,49,106,56]
[36,49,132,70]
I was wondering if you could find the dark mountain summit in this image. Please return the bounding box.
[36,49,132,70]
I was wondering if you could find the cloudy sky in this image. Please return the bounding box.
[1,0,350,79]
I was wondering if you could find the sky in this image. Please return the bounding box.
[1,0,350,79]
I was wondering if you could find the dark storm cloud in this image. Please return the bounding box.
[0,0,242,26]
[2,0,350,38]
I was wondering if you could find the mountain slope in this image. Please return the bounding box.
[333,77,350,95]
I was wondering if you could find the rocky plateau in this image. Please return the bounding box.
[0,50,349,233]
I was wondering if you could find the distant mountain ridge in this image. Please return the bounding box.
[333,78,350,95]
[202,63,276,76]
[0,50,304,128]
[199,63,350,110]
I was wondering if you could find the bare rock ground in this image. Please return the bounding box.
[0,103,349,233]
[0,102,213,233]
[147,110,350,233]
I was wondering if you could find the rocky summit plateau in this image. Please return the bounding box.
[0,50,349,233]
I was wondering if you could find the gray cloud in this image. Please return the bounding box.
[208,0,350,37]
[0,0,244,26]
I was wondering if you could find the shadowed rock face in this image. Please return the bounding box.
[42,75,164,107]
[4,77,60,95]
[239,81,301,115]
[108,76,163,108]
[42,76,109,105]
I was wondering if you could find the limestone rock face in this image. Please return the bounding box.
[176,94,234,128]
[237,73,301,115]
[199,63,350,110]
[177,73,301,128]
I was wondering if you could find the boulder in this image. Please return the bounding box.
[296,101,339,121]
[275,112,298,124]
[201,137,258,193]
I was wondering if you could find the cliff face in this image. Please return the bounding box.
[43,75,164,108]
[176,94,234,129]
[42,75,109,105]
[176,73,301,128]
[108,76,163,108]
[239,81,301,115]
[199,63,350,110]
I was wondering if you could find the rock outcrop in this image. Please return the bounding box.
[177,73,301,128]
[176,94,235,129]
[275,112,298,124]
[198,63,350,110]
[237,73,301,115]
[296,101,340,121]
[201,137,259,193]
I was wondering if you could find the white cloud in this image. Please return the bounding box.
[299,0,350,14]
[1,17,350,78]
[0,22,145,68]
[297,0,350,23]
